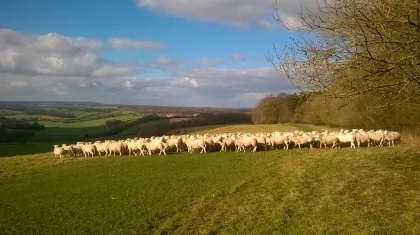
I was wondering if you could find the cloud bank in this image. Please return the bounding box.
[0,28,296,107]
[137,0,319,27]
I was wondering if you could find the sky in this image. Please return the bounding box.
[0,0,316,108]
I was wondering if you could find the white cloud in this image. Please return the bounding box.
[0,28,297,108]
[137,0,318,27]
[200,57,220,68]
[124,80,134,88]
[231,54,246,62]
[0,29,140,79]
[9,81,29,87]
[108,38,164,50]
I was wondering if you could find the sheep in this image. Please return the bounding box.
[145,138,166,156]
[52,128,401,159]
[53,145,65,159]
[71,144,83,157]
[336,132,356,149]
[383,130,401,147]
[255,135,267,151]
[127,140,146,156]
[61,144,74,157]
[290,133,314,149]
[270,134,289,150]
[367,130,384,146]
[94,141,109,157]
[217,137,235,152]
[316,133,339,149]
[183,137,207,154]
[354,131,370,148]
[108,141,124,156]
[79,143,96,158]
[233,135,257,152]
[164,136,184,153]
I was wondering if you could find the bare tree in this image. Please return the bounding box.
[268,0,420,109]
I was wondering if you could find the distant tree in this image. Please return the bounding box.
[105,119,123,127]
[251,93,295,124]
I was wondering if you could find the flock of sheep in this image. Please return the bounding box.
[53,129,401,159]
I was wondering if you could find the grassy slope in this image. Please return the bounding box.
[0,142,60,157]
[0,147,419,234]
[38,115,140,136]
[171,123,338,135]
[0,115,144,157]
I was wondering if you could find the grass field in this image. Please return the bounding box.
[0,145,419,234]
[39,115,139,128]
[5,114,62,120]
[0,142,60,157]
[71,110,99,118]
[170,123,338,135]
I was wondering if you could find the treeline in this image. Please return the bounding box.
[0,119,45,143]
[135,112,252,137]
[251,93,307,124]
[252,92,420,130]
[88,114,164,138]
[0,129,36,144]
[25,109,75,118]
[0,107,75,118]
[0,118,46,130]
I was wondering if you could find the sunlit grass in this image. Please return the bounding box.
[0,146,419,234]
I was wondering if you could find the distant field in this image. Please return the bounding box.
[39,115,138,128]
[120,118,199,136]
[0,110,23,116]
[0,145,419,234]
[5,114,62,120]
[70,110,98,118]
[170,123,338,135]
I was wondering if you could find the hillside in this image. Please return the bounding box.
[0,145,419,234]
[168,123,338,135]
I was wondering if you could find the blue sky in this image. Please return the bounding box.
[0,0,315,107]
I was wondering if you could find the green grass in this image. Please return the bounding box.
[174,123,338,135]
[36,116,140,138]
[0,142,59,157]
[0,110,24,116]
[40,115,138,128]
[0,146,419,234]
[70,110,99,118]
[5,114,61,120]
